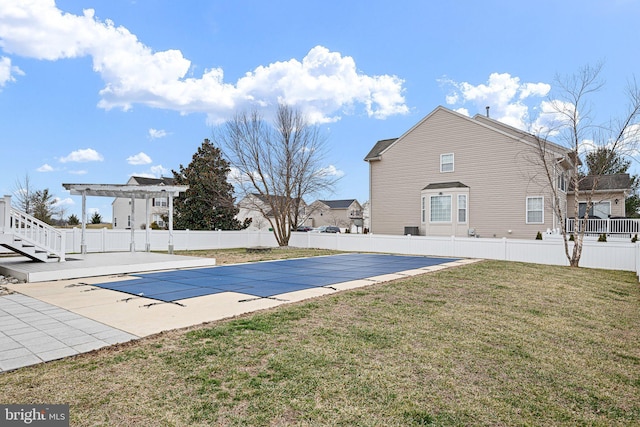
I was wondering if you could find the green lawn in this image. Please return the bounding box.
[1,259,639,426]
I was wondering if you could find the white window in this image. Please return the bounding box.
[458,194,467,223]
[440,153,454,173]
[526,196,544,224]
[153,214,165,227]
[578,201,611,219]
[430,195,452,222]
[153,198,168,207]
[421,196,426,223]
[557,172,567,192]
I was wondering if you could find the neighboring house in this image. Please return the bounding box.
[112,176,174,229]
[307,199,363,232]
[237,193,308,231]
[364,105,630,239]
[567,174,630,219]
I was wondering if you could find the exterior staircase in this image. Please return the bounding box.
[0,196,65,262]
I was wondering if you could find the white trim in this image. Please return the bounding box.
[440,153,454,173]
[526,196,544,224]
[457,194,467,223]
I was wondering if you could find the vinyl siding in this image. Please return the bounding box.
[369,107,563,239]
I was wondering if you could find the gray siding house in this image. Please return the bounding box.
[364,106,629,239]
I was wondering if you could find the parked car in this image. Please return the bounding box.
[295,226,313,232]
[311,225,341,233]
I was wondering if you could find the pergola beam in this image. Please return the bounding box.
[62,183,188,254]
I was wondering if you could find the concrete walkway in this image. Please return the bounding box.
[0,293,137,372]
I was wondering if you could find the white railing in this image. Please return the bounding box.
[8,207,66,261]
[566,218,640,236]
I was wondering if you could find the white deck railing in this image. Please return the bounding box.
[566,218,640,236]
[7,205,66,261]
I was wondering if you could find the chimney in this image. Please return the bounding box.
[486,106,490,118]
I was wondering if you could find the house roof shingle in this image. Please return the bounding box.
[317,199,358,209]
[569,173,632,192]
[422,182,469,190]
[131,176,175,186]
[364,138,397,161]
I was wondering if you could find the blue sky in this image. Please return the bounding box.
[0,0,638,222]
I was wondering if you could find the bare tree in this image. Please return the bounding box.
[532,63,640,267]
[12,174,34,214]
[219,104,338,246]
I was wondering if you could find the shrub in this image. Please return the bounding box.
[569,234,575,241]
[535,231,543,240]
[598,233,607,242]
[632,234,638,243]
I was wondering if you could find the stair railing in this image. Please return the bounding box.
[9,207,66,262]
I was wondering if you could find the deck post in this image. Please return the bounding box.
[0,195,11,232]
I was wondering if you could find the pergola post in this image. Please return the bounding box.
[168,195,174,254]
[145,195,151,252]
[130,196,135,252]
[81,191,87,255]
[62,183,188,256]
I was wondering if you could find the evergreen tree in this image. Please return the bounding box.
[68,214,80,226]
[90,212,103,224]
[31,189,56,224]
[172,139,249,230]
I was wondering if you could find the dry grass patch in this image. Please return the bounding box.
[1,259,639,426]
[176,247,343,264]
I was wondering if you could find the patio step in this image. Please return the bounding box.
[0,234,60,262]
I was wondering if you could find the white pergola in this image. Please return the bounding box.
[62,183,189,254]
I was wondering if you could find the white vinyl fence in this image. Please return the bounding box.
[60,228,640,277]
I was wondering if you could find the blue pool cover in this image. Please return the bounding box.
[94,253,458,302]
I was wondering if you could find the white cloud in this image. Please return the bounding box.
[0,56,23,88]
[150,164,169,176]
[318,164,345,178]
[441,73,551,130]
[36,163,54,172]
[53,197,74,207]
[0,2,408,124]
[133,164,169,178]
[127,152,152,165]
[69,169,88,175]
[148,128,167,139]
[59,148,104,163]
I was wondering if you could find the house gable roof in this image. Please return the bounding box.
[130,176,175,186]
[364,139,398,161]
[363,105,571,162]
[317,199,358,209]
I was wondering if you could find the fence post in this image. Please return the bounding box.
[636,241,640,281]
[502,237,508,261]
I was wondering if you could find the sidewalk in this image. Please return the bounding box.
[0,294,137,372]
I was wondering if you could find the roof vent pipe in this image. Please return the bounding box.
[486,106,490,118]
